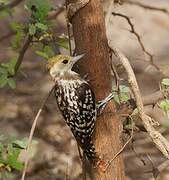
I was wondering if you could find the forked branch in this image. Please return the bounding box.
[108,42,169,160]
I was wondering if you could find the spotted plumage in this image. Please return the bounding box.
[54,74,97,161]
[48,54,99,163]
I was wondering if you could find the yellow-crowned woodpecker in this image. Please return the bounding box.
[47,54,114,165]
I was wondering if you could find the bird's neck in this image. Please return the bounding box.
[54,70,81,81]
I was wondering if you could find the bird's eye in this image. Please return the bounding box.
[62,60,68,64]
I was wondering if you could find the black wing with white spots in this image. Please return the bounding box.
[54,81,97,162]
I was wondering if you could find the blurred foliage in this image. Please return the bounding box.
[112,85,130,103]
[0,136,27,177]
[0,0,67,177]
[159,100,169,118]
[0,135,37,177]
[159,78,169,118]
[0,0,69,89]
[0,58,17,88]
[162,78,169,89]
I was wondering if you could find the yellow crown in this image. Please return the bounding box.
[47,55,71,69]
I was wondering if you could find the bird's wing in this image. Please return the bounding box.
[74,82,97,139]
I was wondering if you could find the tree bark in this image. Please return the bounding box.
[66,0,125,179]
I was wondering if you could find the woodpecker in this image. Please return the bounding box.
[47,54,114,165]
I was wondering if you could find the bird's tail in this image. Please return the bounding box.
[81,141,107,171]
[82,141,99,165]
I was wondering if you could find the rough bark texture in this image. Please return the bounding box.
[66,0,125,179]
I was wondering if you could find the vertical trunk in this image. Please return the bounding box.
[66,0,125,179]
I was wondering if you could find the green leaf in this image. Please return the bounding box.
[120,85,130,93]
[7,78,16,89]
[0,143,3,153]
[159,100,169,118]
[35,50,49,59]
[7,154,23,170]
[162,78,169,87]
[10,22,25,32]
[11,32,24,49]
[12,139,28,149]
[29,24,36,35]
[0,67,7,74]
[35,22,48,31]
[0,8,12,19]
[10,22,25,49]
[7,144,23,170]
[112,85,130,103]
[0,74,8,87]
[57,37,69,50]
[6,58,17,75]
[120,93,130,102]
[43,45,55,57]
[26,0,52,23]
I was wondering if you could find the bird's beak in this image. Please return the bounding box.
[72,54,85,64]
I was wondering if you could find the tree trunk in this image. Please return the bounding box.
[66,0,125,179]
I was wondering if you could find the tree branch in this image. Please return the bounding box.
[66,0,125,179]
[14,35,32,75]
[109,43,169,160]
[111,12,161,72]
[0,0,23,11]
[21,84,55,180]
[123,0,169,16]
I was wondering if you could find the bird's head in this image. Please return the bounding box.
[47,54,85,79]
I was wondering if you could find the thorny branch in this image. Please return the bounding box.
[109,43,169,161]
[111,12,160,72]
[123,0,169,16]
[21,85,55,180]
[0,0,23,11]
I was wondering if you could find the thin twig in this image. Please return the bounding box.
[14,35,33,75]
[111,12,160,72]
[105,117,134,170]
[123,0,169,16]
[0,0,23,11]
[109,44,169,160]
[21,85,55,180]
[110,55,121,100]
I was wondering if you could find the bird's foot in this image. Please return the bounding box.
[97,93,114,116]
